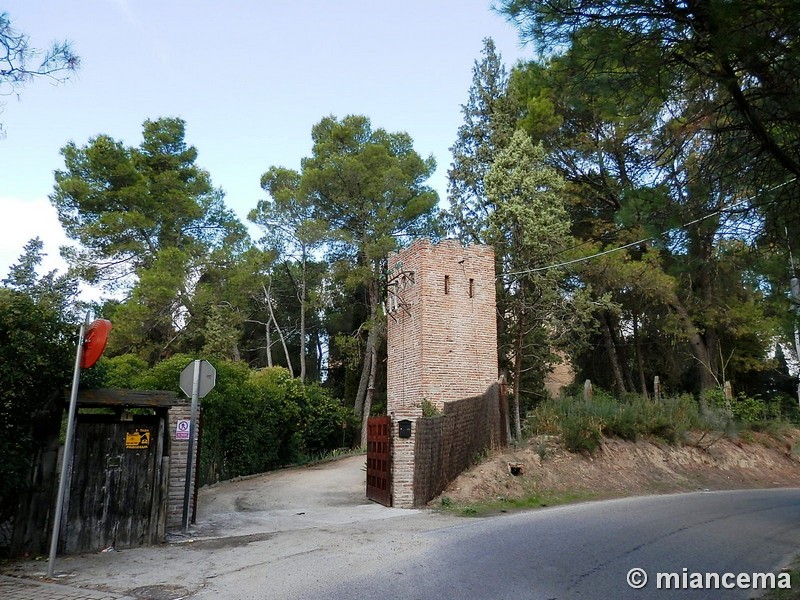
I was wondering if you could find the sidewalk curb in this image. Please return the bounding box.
[0,574,136,600]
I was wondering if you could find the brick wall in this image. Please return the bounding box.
[165,401,197,530]
[387,238,498,412]
[386,238,500,507]
[413,382,507,506]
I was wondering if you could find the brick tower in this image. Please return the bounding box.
[386,238,498,507]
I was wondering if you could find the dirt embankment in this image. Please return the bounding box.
[435,429,800,505]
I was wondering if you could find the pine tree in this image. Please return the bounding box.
[447,38,517,244]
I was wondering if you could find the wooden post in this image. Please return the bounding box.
[653,376,661,402]
[583,379,593,402]
[158,456,170,541]
[498,376,510,447]
[724,380,733,413]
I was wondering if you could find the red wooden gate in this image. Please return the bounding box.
[366,416,391,506]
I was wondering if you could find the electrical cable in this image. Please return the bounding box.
[499,177,797,278]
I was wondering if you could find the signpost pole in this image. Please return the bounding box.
[47,313,89,578]
[182,359,201,532]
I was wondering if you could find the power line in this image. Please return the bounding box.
[500,177,797,278]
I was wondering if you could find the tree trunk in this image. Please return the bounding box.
[705,327,721,382]
[601,311,627,394]
[283,256,308,382]
[299,290,306,381]
[264,283,293,377]
[512,306,524,439]
[316,330,323,380]
[609,312,636,393]
[682,210,721,391]
[353,325,375,418]
[354,278,379,420]
[299,249,307,382]
[360,338,378,448]
[670,299,717,391]
[265,319,273,367]
[632,313,648,398]
[696,232,721,384]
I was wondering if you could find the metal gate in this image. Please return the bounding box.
[366,416,391,506]
[61,413,166,553]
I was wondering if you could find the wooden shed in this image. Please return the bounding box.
[12,389,196,555]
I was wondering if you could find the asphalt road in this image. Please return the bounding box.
[11,457,800,600]
[197,488,800,600]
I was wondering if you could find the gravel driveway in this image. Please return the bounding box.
[192,454,412,539]
[5,454,457,599]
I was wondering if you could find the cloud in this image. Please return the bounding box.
[0,196,71,279]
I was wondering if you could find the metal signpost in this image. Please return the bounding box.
[48,316,112,578]
[179,359,216,532]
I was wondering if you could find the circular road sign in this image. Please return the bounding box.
[81,319,112,369]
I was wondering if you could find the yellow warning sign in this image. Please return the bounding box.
[126,428,150,449]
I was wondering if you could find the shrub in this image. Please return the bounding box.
[298,382,357,454]
[97,354,149,388]
[561,413,604,453]
[730,393,766,423]
[200,366,356,481]
[701,387,767,424]
[524,391,713,453]
[95,357,355,484]
[421,398,442,417]
[0,290,73,526]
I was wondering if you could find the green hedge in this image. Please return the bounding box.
[0,289,73,525]
[99,354,357,484]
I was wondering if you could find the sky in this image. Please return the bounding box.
[0,0,530,284]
